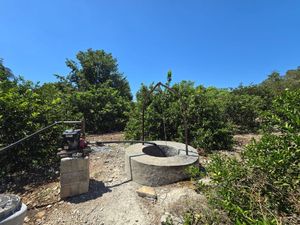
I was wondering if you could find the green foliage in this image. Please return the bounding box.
[59,49,132,132]
[0,59,14,81]
[232,84,272,99]
[263,90,300,133]
[227,67,300,133]
[261,69,300,96]
[161,215,174,225]
[161,206,229,225]
[0,51,132,182]
[201,89,300,224]
[0,78,79,179]
[182,210,201,225]
[224,93,263,133]
[185,166,205,181]
[125,81,233,150]
[64,48,132,100]
[204,87,231,113]
[71,82,131,133]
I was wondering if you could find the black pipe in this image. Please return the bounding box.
[0,120,82,154]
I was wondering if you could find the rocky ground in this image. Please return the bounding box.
[12,133,258,225]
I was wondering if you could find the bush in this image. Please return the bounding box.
[71,82,131,133]
[201,89,300,224]
[0,79,80,180]
[125,81,233,150]
[0,52,132,184]
[58,49,132,133]
[224,93,263,133]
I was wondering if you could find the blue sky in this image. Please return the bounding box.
[1,0,300,95]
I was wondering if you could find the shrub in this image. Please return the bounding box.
[58,49,133,133]
[71,82,131,133]
[125,81,233,150]
[201,89,300,224]
[0,79,79,181]
[224,93,263,133]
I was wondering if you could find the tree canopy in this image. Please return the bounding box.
[0,59,14,81]
[62,49,132,100]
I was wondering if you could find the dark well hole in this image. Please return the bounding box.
[142,145,179,157]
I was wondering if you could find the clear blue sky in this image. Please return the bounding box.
[1,0,300,95]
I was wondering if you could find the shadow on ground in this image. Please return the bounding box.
[0,170,59,194]
[66,179,111,204]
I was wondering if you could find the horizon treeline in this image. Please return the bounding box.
[0,48,299,177]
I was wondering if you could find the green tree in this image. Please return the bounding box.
[57,49,133,133]
[125,81,233,150]
[0,59,14,81]
[284,67,300,91]
[224,93,263,133]
[71,82,131,133]
[260,68,300,97]
[64,48,132,100]
[261,71,285,96]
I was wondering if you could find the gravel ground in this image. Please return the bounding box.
[43,144,158,225]
[18,133,257,225]
[21,133,201,225]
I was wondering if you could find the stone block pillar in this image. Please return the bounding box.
[60,156,89,198]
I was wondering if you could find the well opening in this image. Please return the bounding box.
[142,145,178,157]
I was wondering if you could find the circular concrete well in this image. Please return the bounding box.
[125,141,199,186]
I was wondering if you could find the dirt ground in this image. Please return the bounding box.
[13,133,258,225]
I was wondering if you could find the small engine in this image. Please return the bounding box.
[62,129,81,151]
[58,128,90,158]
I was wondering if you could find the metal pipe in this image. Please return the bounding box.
[0,120,82,154]
[59,121,82,124]
[181,103,189,155]
[81,119,86,139]
[142,102,145,144]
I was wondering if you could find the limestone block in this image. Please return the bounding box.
[60,157,89,173]
[60,157,90,198]
[60,170,89,185]
[60,181,89,198]
[136,186,157,199]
